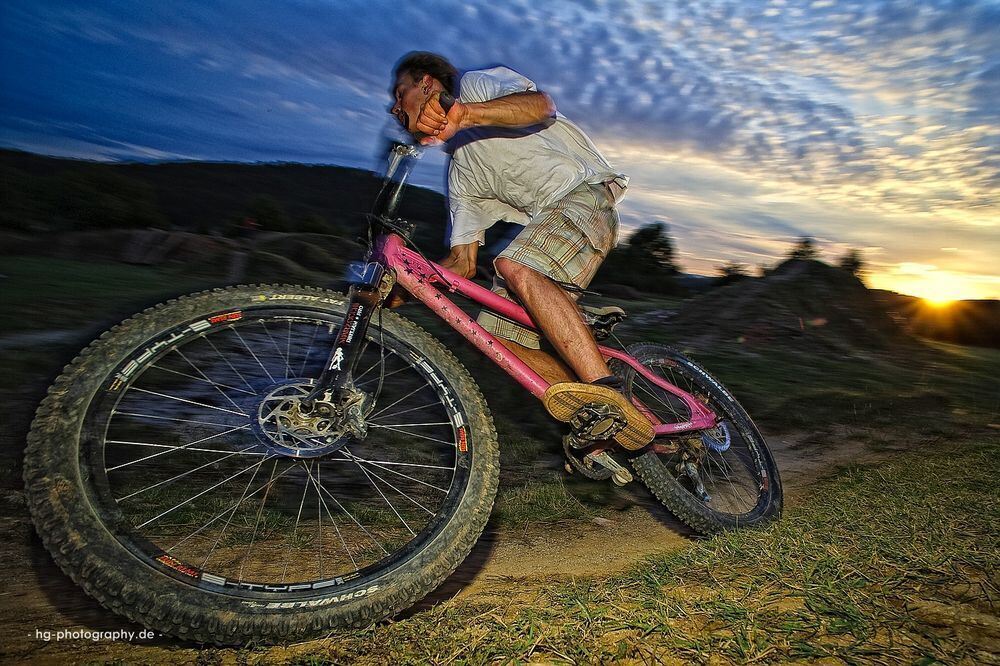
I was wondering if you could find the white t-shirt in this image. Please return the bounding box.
[447,66,627,247]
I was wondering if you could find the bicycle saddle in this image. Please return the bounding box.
[579,304,626,340]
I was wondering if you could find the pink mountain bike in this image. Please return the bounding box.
[24,141,782,644]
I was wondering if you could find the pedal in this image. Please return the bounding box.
[569,402,627,442]
[586,451,633,486]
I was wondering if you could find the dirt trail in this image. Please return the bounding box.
[0,427,885,665]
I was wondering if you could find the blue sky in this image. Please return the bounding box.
[2,0,998,299]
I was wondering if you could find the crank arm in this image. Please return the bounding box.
[584,450,634,486]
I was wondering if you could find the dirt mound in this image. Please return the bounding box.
[3,229,242,266]
[253,233,362,276]
[664,259,918,354]
[4,230,364,284]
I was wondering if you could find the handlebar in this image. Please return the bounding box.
[438,92,456,113]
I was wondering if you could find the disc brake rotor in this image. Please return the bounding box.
[255,381,360,458]
[701,421,731,453]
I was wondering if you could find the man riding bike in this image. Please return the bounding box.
[389,51,654,449]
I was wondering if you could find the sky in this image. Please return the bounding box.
[1,0,998,301]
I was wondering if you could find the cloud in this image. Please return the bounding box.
[0,0,996,296]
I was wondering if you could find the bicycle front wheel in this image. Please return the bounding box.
[24,284,498,644]
[613,343,782,535]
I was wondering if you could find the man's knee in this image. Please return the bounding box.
[495,257,533,286]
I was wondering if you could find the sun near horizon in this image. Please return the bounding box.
[867,269,998,306]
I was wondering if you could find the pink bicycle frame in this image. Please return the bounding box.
[374,234,717,436]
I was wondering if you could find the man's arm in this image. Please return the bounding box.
[460,91,555,129]
[417,91,555,143]
[438,241,479,279]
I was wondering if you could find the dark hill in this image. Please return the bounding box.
[1,150,686,294]
[663,259,919,354]
[0,149,449,249]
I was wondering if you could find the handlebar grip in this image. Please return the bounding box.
[439,92,456,113]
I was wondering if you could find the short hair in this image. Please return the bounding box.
[393,51,459,95]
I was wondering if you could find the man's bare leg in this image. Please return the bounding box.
[496,338,577,385]
[494,258,610,382]
[495,257,654,448]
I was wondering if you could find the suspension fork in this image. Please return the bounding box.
[305,262,391,403]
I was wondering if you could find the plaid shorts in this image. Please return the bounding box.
[477,181,621,348]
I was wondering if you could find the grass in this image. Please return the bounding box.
[0,255,219,334]
[675,342,1000,436]
[275,436,1000,665]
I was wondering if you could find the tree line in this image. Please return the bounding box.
[1,150,866,296]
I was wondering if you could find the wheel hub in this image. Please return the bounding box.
[255,381,367,458]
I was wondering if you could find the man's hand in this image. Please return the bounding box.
[438,242,479,279]
[416,93,466,146]
[384,285,409,309]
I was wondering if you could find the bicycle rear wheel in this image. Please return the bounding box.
[24,284,498,644]
[612,343,782,535]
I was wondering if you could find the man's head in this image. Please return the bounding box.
[390,51,458,134]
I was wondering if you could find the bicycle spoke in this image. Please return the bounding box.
[194,453,274,565]
[173,346,256,409]
[352,356,385,384]
[204,334,257,393]
[368,383,433,419]
[135,455,277,529]
[150,360,255,397]
[281,463,314,583]
[708,447,758,510]
[340,450,450,494]
[113,411,242,429]
[345,462,436,517]
[304,462,361,569]
[116,442,263,501]
[316,464,324,578]
[129,387,248,417]
[298,323,322,378]
[285,320,293,378]
[369,425,456,447]
[634,380,687,422]
[356,362,410,388]
[107,439,266,459]
[324,458,453,472]
[107,423,252,472]
[304,463,389,557]
[367,421,452,428]
[259,320,295,380]
[231,327,276,383]
[237,459,281,581]
[367,400,443,422]
[341,446,416,537]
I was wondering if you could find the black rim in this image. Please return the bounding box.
[623,350,771,520]
[80,305,473,598]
